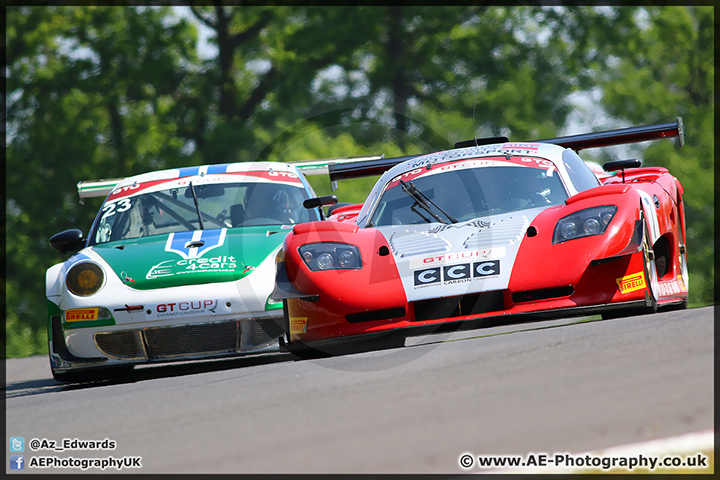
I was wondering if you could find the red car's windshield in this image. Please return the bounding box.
[369,161,568,227]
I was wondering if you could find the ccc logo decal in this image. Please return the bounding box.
[414,260,500,285]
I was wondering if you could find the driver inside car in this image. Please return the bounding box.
[500,172,556,212]
[244,184,295,225]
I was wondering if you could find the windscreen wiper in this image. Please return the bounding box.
[188,181,205,230]
[399,180,457,224]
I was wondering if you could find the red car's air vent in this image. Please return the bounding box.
[412,291,504,321]
[512,286,574,304]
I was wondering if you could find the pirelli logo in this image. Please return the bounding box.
[65,308,99,322]
[616,272,646,294]
[289,317,308,336]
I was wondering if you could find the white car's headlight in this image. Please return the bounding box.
[66,262,105,296]
[553,206,617,243]
[298,243,362,271]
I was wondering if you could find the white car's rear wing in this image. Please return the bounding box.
[75,155,384,201]
[290,155,384,191]
[76,179,123,203]
[290,155,384,176]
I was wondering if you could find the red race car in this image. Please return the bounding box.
[274,119,689,353]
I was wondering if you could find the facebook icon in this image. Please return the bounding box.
[9,455,24,470]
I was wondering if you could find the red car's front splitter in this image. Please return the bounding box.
[284,249,651,346]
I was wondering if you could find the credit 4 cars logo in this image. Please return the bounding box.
[9,455,24,470]
[165,229,227,259]
[9,437,24,452]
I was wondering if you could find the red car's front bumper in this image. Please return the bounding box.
[280,247,651,345]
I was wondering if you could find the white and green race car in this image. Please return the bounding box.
[46,161,332,382]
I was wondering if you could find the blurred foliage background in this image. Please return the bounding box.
[5,6,714,357]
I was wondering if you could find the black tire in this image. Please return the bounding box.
[658,244,689,312]
[659,297,688,312]
[641,231,660,314]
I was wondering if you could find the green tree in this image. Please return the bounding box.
[6,6,199,354]
[590,6,713,305]
[186,5,379,163]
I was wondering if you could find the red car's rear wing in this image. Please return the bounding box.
[327,118,684,182]
[531,117,684,151]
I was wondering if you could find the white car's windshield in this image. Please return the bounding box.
[90,182,314,245]
[369,164,568,227]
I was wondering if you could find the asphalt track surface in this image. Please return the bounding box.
[5,306,714,474]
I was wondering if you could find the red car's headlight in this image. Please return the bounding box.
[66,262,105,296]
[298,243,362,271]
[553,205,617,244]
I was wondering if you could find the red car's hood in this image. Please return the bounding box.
[375,209,545,301]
